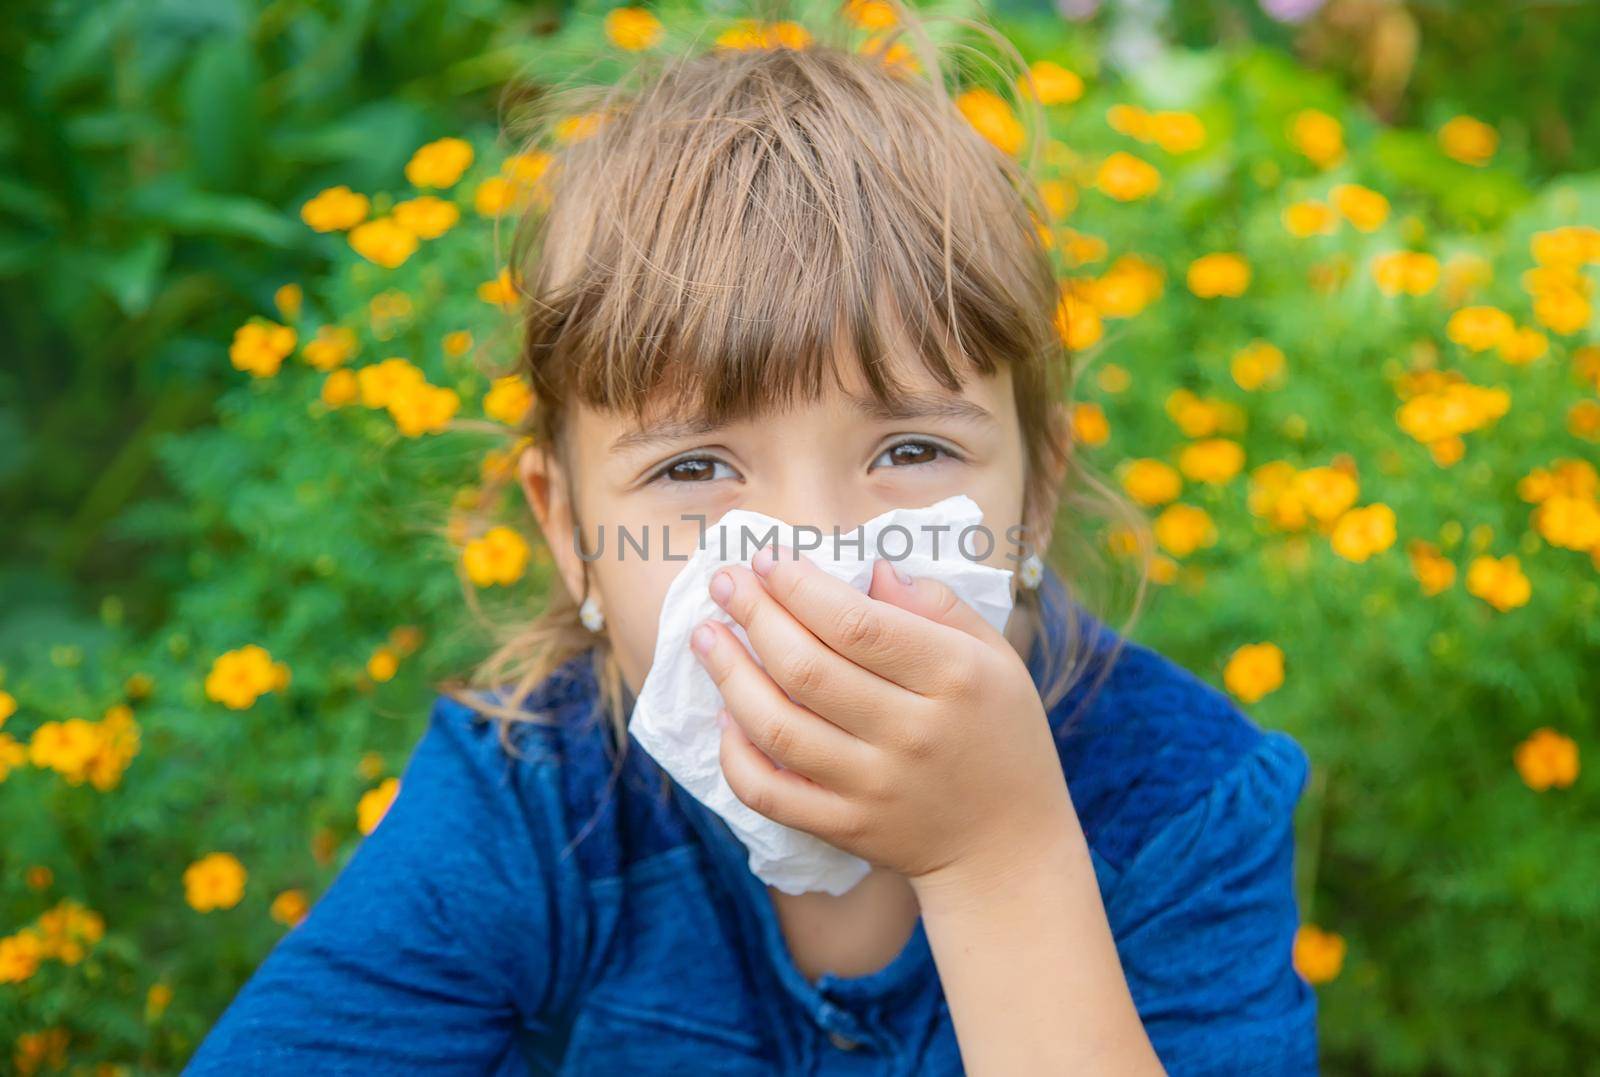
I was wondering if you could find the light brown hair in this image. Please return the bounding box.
[442,1,1152,759]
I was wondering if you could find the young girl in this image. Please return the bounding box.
[190,12,1316,1074]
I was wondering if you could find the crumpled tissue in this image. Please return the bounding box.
[628,493,1016,896]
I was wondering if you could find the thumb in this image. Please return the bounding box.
[867,558,1007,646]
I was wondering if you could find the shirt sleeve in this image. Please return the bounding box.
[1104,729,1319,1076]
[186,699,573,1075]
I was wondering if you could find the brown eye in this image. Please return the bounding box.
[652,456,735,483]
[871,440,952,469]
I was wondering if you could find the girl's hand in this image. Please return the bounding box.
[691,544,1077,897]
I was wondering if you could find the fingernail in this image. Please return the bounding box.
[709,570,733,606]
[691,623,716,656]
[752,545,777,577]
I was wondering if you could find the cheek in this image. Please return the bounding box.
[592,556,693,697]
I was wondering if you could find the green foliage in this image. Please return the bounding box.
[2,1,1598,1073]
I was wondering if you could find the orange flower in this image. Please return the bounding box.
[1094,151,1160,201]
[1330,504,1397,563]
[1288,110,1343,169]
[392,195,460,239]
[184,853,247,913]
[1371,251,1439,297]
[1071,402,1110,447]
[478,268,520,309]
[1178,438,1245,485]
[404,137,474,189]
[1330,184,1389,233]
[270,889,311,928]
[463,525,531,586]
[348,217,418,269]
[956,88,1024,157]
[1187,253,1250,298]
[603,7,664,50]
[300,185,370,232]
[1223,643,1284,704]
[1445,306,1514,352]
[1293,924,1346,984]
[1231,340,1287,391]
[1121,459,1183,507]
[1465,554,1531,612]
[1407,540,1456,595]
[1497,326,1548,365]
[1438,116,1498,167]
[484,375,536,426]
[358,777,401,835]
[1153,503,1216,558]
[1513,728,1579,791]
[229,320,297,378]
[1282,201,1337,237]
[302,326,359,371]
[1020,61,1083,106]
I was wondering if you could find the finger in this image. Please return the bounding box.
[865,557,1011,649]
[709,563,902,740]
[717,708,857,839]
[749,545,971,691]
[690,620,870,792]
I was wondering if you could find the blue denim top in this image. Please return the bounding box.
[189,567,1318,1074]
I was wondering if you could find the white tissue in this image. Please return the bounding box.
[628,494,1016,896]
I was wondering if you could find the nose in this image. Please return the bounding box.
[741,479,870,545]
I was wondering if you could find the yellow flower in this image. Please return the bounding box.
[1164,388,1244,438]
[270,889,311,928]
[1187,253,1251,298]
[1465,554,1531,612]
[1517,458,1598,504]
[1445,305,1514,352]
[1071,402,1109,447]
[1371,251,1439,297]
[1282,201,1337,237]
[1020,61,1083,106]
[1407,539,1456,595]
[1178,438,1245,485]
[604,6,664,50]
[0,689,15,726]
[1533,288,1591,335]
[392,195,460,239]
[1293,924,1346,984]
[555,110,612,143]
[147,982,174,1020]
[1121,458,1183,507]
[1532,494,1600,551]
[1289,109,1344,169]
[1438,116,1497,167]
[1570,400,1600,441]
[1394,377,1509,444]
[1330,503,1397,563]
[300,185,370,232]
[367,646,399,684]
[405,137,474,189]
[1153,504,1216,558]
[443,330,474,358]
[1293,466,1360,524]
[1097,362,1131,394]
[274,283,303,320]
[321,368,359,408]
[229,320,297,378]
[1497,326,1548,365]
[0,733,27,782]
[1513,728,1579,791]
[956,88,1024,157]
[1094,151,1160,201]
[28,718,101,783]
[1330,184,1389,232]
[204,644,282,710]
[1089,254,1163,318]
[184,852,247,913]
[1531,225,1600,269]
[1053,290,1103,351]
[484,375,535,426]
[358,777,401,835]
[462,525,531,587]
[348,217,419,269]
[478,268,520,309]
[357,357,427,409]
[1231,340,1286,391]
[302,326,359,371]
[1223,642,1284,704]
[387,382,460,438]
[0,933,43,984]
[1146,111,1205,154]
[843,0,897,30]
[474,176,529,218]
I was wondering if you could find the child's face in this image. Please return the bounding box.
[520,358,1048,697]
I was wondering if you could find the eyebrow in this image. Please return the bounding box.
[608,391,996,454]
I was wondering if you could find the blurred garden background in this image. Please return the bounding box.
[3,0,1598,1071]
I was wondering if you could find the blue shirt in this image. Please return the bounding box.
[189,570,1318,1074]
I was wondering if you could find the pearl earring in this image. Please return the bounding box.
[579,595,605,632]
[1018,553,1044,590]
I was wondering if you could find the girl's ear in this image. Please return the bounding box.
[518,442,589,604]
